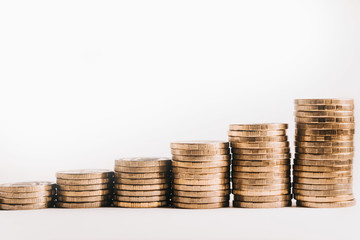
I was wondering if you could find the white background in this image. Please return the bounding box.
[0,0,359,239]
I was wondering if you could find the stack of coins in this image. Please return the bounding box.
[294,99,356,208]
[113,157,171,208]
[55,169,114,208]
[229,124,291,208]
[170,141,231,209]
[0,181,55,210]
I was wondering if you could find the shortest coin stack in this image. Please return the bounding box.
[114,157,172,208]
[0,181,55,210]
[56,169,114,208]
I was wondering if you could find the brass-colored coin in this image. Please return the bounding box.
[295,194,354,202]
[232,171,290,179]
[295,104,354,111]
[56,201,110,208]
[0,197,53,204]
[172,166,229,174]
[170,141,229,150]
[232,153,290,161]
[233,165,290,173]
[229,123,288,131]
[232,178,290,185]
[173,172,229,180]
[114,178,170,185]
[233,183,290,191]
[173,196,229,204]
[231,141,289,149]
[296,129,354,136]
[172,155,231,162]
[294,165,352,172]
[295,135,354,141]
[294,177,352,184]
[294,171,352,178]
[294,159,353,166]
[232,148,289,154]
[232,189,290,196]
[56,178,111,185]
[114,166,170,173]
[228,130,286,137]
[294,183,352,191]
[114,183,170,191]
[114,172,169,179]
[296,123,355,130]
[232,159,290,167]
[296,147,354,154]
[114,195,168,202]
[57,189,111,197]
[115,157,171,167]
[296,111,354,117]
[173,178,230,185]
[171,148,230,156]
[172,184,230,191]
[294,188,353,196]
[295,116,354,123]
[233,201,291,208]
[173,190,230,197]
[295,153,353,160]
[295,141,353,148]
[234,194,291,203]
[0,202,52,210]
[172,160,230,168]
[173,201,229,209]
[113,201,168,208]
[56,169,113,180]
[296,199,356,208]
[58,195,111,203]
[229,136,288,142]
[0,181,55,192]
[294,99,354,105]
[0,190,55,199]
[115,189,169,197]
[57,183,112,191]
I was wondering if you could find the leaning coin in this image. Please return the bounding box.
[0,197,53,204]
[115,189,169,197]
[172,201,229,209]
[172,155,231,162]
[172,166,229,174]
[232,159,290,167]
[234,194,291,203]
[295,153,353,160]
[171,148,230,156]
[232,178,290,185]
[115,157,171,167]
[172,184,230,192]
[294,99,354,105]
[172,172,229,180]
[228,136,287,142]
[229,123,288,131]
[296,199,356,208]
[232,148,289,154]
[0,190,54,199]
[57,183,112,191]
[114,178,170,185]
[57,195,111,203]
[0,202,52,210]
[56,169,113,180]
[232,189,290,196]
[293,171,352,178]
[228,130,286,137]
[294,165,352,172]
[114,166,170,173]
[56,178,111,185]
[293,183,352,191]
[172,160,230,168]
[173,178,230,185]
[295,194,354,202]
[170,141,229,150]
[113,201,168,208]
[114,183,170,191]
[173,190,230,198]
[114,172,170,179]
[0,182,55,192]
[294,177,352,184]
[57,189,111,197]
[233,201,291,208]
[173,196,229,204]
[56,201,110,208]
[233,165,290,172]
[114,195,168,202]
[293,188,353,197]
[231,141,289,149]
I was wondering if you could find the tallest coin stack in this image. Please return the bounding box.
[294,99,356,208]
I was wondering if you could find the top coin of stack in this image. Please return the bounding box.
[170,141,231,209]
[0,181,55,210]
[55,169,114,208]
[113,157,171,208]
[294,99,356,208]
[229,124,292,208]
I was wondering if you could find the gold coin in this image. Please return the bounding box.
[294,183,352,191]
[232,165,290,173]
[233,183,290,191]
[172,160,230,168]
[173,201,229,209]
[114,195,168,202]
[232,172,290,179]
[173,172,229,180]
[295,153,353,160]
[171,148,230,156]
[229,123,288,131]
[293,188,353,196]
[295,104,354,111]
[172,184,230,191]
[232,189,290,196]
[0,181,55,192]
[294,171,352,178]
[170,141,229,150]
[173,190,230,197]
[295,141,353,148]
[57,195,111,203]
[57,189,111,197]
[0,190,55,199]
[232,178,290,185]
[294,159,353,166]
[228,130,286,137]
[296,111,353,117]
[296,135,354,141]
[296,122,355,129]
[172,155,230,162]
[229,136,288,142]
[294,177,352,184]
[56,201,110,208]
[56,169,113,180]
[294,99,354,105]
[172,166,229,174]
[231,141,289,149]
[113,201,168,208]
[114,183,169,191]
[173,196,229,204]
[114,172,169,179]
[114,165,170,173]
[296,129,354,136]
[173,178,230,185]
[57,183,112,191]
[295,147,354,154]
[0,197,53,204]
[295,194,354,202]
[0,202,52,210]
[56,178,111,185]
[114,178,169,185]
[296,199,356,208]
[115,189,169,197]
[232,159,290,167]
[115,157,171,167]
[234,194,291,203]
[294,165,352,172]
[232,148,289,154]
[232,153,291,161]
[233,201,291,208]
[295,116,354,123]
